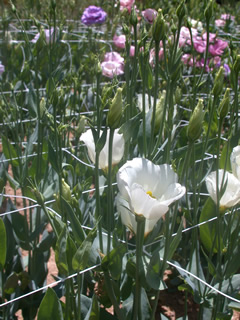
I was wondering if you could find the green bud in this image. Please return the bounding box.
[130,6,138,27]
[107,88,123,129]
[122,24,130,36]
[154,91,166,134]
[32,188,45,206]
[77,115,86,135]
[187,99,204,142]
[39,97,46,118]
[218,88,230,120]
[212,66,224,97]
[233,55,240,75]
[61,178,72,202]
[152,9,166,42]
[204,0,213,24]
[176,0,186,21]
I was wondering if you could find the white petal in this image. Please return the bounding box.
[117,158,178,200]
[80,129,97,164]
[159,183,186,206]
[206,170,240,207]
[130,183,169,219]
[230,146,240,180]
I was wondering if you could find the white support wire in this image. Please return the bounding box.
[0,264,101,308]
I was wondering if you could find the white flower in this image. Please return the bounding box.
[80,129,125,170]
[137,94,156,113]
[116,158,186,235]
[206,170,240,208]
[230,146,240,180]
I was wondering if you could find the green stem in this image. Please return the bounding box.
[103,271,124,320]
[133,215,145,320]
[107,129,114,255]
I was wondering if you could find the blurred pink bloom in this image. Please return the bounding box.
[0,62,5,75]
[179,26,198,47]
[142,8,157,24]
[181,54,193,66]
[101,51,124,78]
[32,27,59,44]
[202,32,216,43]
[221,14,235,21]
[104,51,124,64]
[215,19,226,27]
[193,37,207,53]
[209,39,228,56]
[120,0,134,12]
[149,47,164,67]
[113,34,126,49]
[130,45,135,57]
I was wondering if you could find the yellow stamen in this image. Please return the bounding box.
[147,191,155,198]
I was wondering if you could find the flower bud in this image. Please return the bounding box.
[176,0,186,21]
[154,91,166,134]
[107,88,123,129]
[187,99,204,142]
[204,0,213,24]
[212,66,224,97]
[218,88,230,120]
[77,116,86,135]
[152,9,166,42]
[130,6,138,27]
[61,178,72,202]
[233,55,240,75]
[39,97,46,118]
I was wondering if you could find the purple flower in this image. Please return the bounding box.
[142,8,157,24]
[81,6,107,25]
[0,62,5,75]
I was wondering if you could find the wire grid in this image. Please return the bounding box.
[1,131,240,308]
[1,18,240,313]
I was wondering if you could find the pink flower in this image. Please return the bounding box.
[120,0,134,12]
[215,19,226,27]
[193,36,207,53]
[209,39,228,56]
[101,61,124,78]
[101,51,124,78]
[142,8,157,24]
[0,62,5,75]
[113,34,126,49]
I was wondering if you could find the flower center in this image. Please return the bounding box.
[146,190,156,198]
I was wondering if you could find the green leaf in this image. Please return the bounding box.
[55,227,69,275]
[85,294,99,320]
[37,288,63,320]
[146,250,163,290]
[4,272,19,295]
[208,274,240,298]
[167,222,183,261]
[101,244,127,280]
[119,113,142,142]
[0,218,7,270]
[2,136,19,167]
[48,139,60,173]
[72,227,97,271]
[60,197,85,245]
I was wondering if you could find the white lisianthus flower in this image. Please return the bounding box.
[206,170,240,208]
[137,94,157,113]
[116,158,186,236]
[230,146,240,180]
[80,129,125,170]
